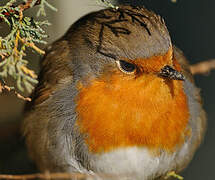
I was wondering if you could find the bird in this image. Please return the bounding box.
[23,5,206,180]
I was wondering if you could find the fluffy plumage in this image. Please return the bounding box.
[23,5,206,180]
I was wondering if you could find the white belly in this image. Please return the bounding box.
[88,146,186,180]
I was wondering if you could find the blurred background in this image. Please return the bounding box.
[0,0,214,179]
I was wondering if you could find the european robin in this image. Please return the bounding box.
[23,5,206,180]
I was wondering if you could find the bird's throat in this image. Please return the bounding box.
[76,73,190,154]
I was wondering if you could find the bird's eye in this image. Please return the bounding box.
[116,60,136,74]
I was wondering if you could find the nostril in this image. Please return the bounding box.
[159,65,185,81]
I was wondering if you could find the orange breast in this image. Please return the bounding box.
[76,67,190,154]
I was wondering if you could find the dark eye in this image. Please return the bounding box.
[116,60,136,74]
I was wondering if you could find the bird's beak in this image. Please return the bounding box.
[159,65,185,81]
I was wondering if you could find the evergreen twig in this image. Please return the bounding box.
[97,0,119,9]
[0,0,56,99]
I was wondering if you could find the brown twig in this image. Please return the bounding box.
[0,80,31,101]
[190,59,215,75]
[0,172,121,180]
[18,35,45,55]
[18,0,42,11]
[20,65,38,79]
[0,173,87,180]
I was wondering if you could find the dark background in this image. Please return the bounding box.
[0,0,214,179]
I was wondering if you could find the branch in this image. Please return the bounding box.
[0,0,42,22]
[0,173,88,180]
[18,35,45,55]
[0,0,55,96]
[19,0,42,11]
[0,171,183,180]
[0,172,122,180]
[0,79,31,101]
[97,0,119,9]
[190,59,215,75]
